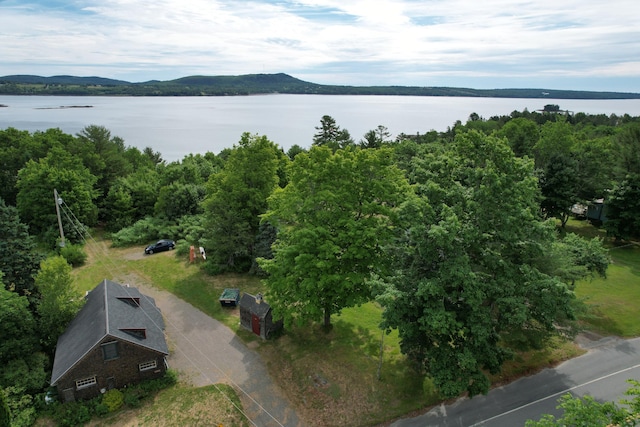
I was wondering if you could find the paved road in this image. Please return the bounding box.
[390,336,640,426]
[136,282,303,427]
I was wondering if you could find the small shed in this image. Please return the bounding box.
[239,293,282,339]
[219,288,240,307]
[587,198,608,224]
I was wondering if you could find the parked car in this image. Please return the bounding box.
[144,239,175,255]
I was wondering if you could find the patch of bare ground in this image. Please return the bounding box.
[258,333,399,427]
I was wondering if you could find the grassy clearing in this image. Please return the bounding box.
[68,224,640,426]
[565,218,640,337]
[83,384,248,427]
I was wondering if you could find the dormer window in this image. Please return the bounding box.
[117,296,141,307]
[120,328,146,339]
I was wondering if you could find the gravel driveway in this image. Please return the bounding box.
[133,281,303,427]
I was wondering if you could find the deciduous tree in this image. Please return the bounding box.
[526,379,640,426]
[35,256,83,352]
[16,147,98,243]
[498,117,539,158]
[0,276,39,365]
[260,146,411,328]
[379,131,575,398]
[604,174,640,241]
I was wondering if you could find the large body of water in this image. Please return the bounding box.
[2,94,639,162]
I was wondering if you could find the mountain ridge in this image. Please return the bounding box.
[1,73,639,99]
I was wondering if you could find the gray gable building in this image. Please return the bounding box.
[239,293,282,339]
[50,279,169,402]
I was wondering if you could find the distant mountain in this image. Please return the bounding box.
[0,74,130,86]
[1,73,639,99]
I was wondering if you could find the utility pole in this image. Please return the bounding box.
[54,189,65,247]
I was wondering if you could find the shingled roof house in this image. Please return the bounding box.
[50,279,169,403]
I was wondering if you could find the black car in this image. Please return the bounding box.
[144,239,175,254]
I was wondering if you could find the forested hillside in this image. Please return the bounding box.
[2,73,640,98]
[1,108,639,425]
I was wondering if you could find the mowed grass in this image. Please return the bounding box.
[565,218,640,337]
[83,384,248,427]
[68,223,640,426]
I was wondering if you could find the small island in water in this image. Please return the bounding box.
[34,105,94,110]
[1,73,639,100]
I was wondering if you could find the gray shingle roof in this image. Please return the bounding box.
[50,279,168,385]
[239,293,272,319]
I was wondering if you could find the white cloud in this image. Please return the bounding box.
[0,0,638,91]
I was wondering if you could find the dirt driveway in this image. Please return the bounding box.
[125,275,303,427]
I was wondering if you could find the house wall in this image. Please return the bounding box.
[264,311,283,339]
[56,336,166,402]
[240,306,252,331]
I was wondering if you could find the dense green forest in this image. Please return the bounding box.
[1,107,640,425]
[2,73,640,98]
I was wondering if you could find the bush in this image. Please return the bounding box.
[110,216,170,247]
[50,400,92,427]
[109,214,207,248]
[101,389,123,412]
[122,388,142,408]
[59,244,87,267]
[94,403,108,417]
[46,371,177,426]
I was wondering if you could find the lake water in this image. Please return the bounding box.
[1,94,639,162]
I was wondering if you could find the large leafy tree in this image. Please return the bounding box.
[203,133,284,272]
[538,152,578,226]
[614,123,640,180]
[0,128,49,206]
[533,119,583,224]
[573,136,616,200]
[0,275,39,365]
[604,174,640,241]
[0,199,42,297]
[379,131,575,398]
[498,117,540,158]
[35,256,83,352]
[0,274,47,427]
[260,146,411,328]
[16,146,99,243]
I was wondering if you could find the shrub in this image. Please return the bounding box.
[94,403,108,417]
[59,244,87,267]
[101,389,123,412]
[50,400,92,427]
[122,388,142,408]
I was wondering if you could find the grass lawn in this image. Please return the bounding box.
[565,218,640,337]
[78,384,248,427]
[67,221,640,426]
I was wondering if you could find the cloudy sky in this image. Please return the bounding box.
[1,0,639,92]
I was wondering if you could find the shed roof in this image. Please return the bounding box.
[239,293,271,319]
[51,279,168,385]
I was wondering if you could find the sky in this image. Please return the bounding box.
[1,0,639,92]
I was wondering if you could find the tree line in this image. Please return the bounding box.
[3,73,640,98]
[1,108,639,424]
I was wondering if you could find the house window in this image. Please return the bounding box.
[76,376,97,390]
[102,341,119,361]
[139,360,157,371]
